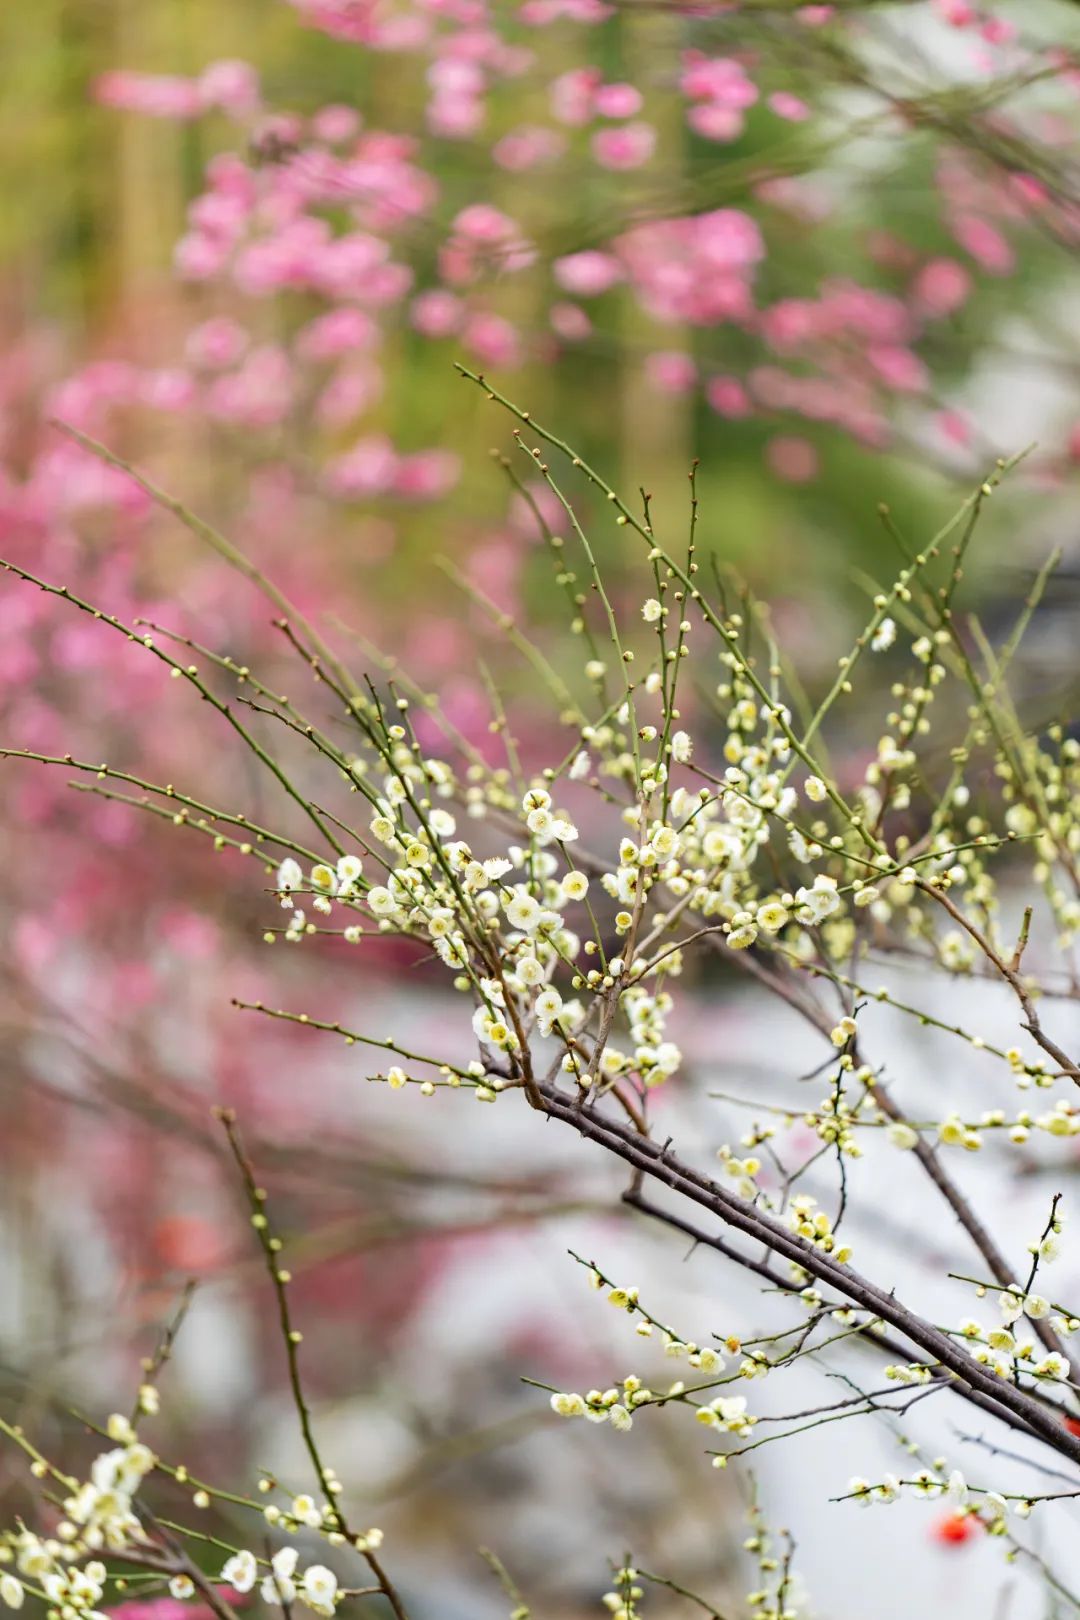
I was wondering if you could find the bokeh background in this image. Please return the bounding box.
[3,1,1080,1615]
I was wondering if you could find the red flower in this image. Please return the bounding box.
[934,1512,978,1545]
[152,1215,228,1274]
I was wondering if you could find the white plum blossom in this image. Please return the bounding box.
[261,1547,300,1606]
[505,889,543,932]
[222,1551,258,1593]
[561,869,589,900]
[870,616,897,651]
[277,857,303,902]
[0,1577,24,1611]
[535,988,564,1027]
[301,1565,339,1615]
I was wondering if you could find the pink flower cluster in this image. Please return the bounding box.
[618,210,765,326]
[549,67,656,168]
[73,0,1080,499]
[680,51,759,144]
[97,60,261,120]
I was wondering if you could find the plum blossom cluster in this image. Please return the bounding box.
[0,1406,345,1619]
[224,401,1080,1566]
[8,380,1080,1612]
[544,1259,757,1444]
[0,1414,376,1620]
[843,1466,1054,1530]
[211,429,1080,1204]
[0,1119,401,1620]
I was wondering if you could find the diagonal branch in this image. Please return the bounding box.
[537,1083,1080,1469]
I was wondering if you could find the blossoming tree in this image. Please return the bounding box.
[5,364,1080,1613]
[5,0,1080,1615]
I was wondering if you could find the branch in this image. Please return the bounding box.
[215,1109,411,1620]
[539,1086,1080,1467]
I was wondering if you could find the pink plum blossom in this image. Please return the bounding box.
[393,450,462,500]
[594,83,644,119]
[706,376,753,418]
[199,60,262,117]
[461,311,523,368]
[410,290,465,338]
[553,251,622,297]
[549,303,592,341]
[95,71,204,119]
[766,435,819,482]
[591,123,656,170]
[645,351,697,394]
[185,318,250,369]
[768,91,811,121]
[325,434,399,497]
[912,258,972,317]
[493,125,566,170]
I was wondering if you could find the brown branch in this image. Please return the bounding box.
[538,1084,1080,1468]
[624,1191,1056,1450]
[723,935,1067,1361]
[216,1110,411,1620]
